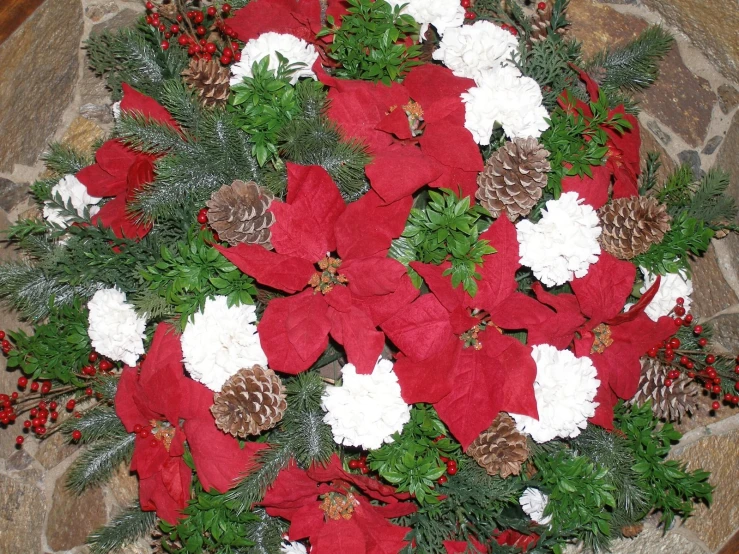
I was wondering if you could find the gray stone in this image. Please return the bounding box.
[0,178,29,212]
[79,102,114,124]
[85,1,119,22]
[0,474,46,553]
[717,84,739,114]
[646,120,671,145]
[701,135,723,155]
[677,150,702,180]
[90,8,143,36]
[0,0,83,172]
[5,449,34,472]
[36,430,79,470]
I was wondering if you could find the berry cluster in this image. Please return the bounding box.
[645,298,739,412]
[144,0,240,65]
[461,0,476,21]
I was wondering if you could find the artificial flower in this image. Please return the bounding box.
[115,323,266,523]
[519,488,552,525]
[43,174,101,228]
[180,296,267,391]
[228,0,322,45]
[260,455,416,554]
[510,344,600,443]
[516,191,602,287]
[218,163,417,375]
[230,32,319,86]
[87,287,146,367]
[386,0,464,38]
[640,267,693,322]
[432,20,518,83]
[321,358,411,450]
[281,540,308,554]
[462,66,549,144]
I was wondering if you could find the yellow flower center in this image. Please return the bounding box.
[309,256,348,295]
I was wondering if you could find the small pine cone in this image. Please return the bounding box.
[628,358,700,422]
[529,8,550,44]
[181,58,230,108]
[621,523,644,538]
[467,413,529,478]
[598,197,671,259]
[476,138,550,221]
[206,180,275,247]
[211,365,287,438]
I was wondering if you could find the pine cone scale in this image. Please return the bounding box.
[467,413,529,478]
[207,180,276,247]
[598,197,671,259]
[182,58,230,108]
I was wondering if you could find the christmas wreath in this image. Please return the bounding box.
[0,0,736,553]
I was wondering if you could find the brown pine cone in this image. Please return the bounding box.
[628,358,699,422]
[181,58,230,108]
[211,365,287,438]
[598,196,671,260]
[206,180,275,247]
[466,413,529,478]
[476,138,550,221]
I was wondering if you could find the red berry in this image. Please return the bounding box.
[231,41,240,50]
[733,396,739,404]
[446,463,458,476]
[693,325,703,335]
[158,23,166,32]
[222,3,232,13]
[17,376,27,388]
[41,382,51,394]
[66,399,76,411]
[1,340,10,350]
[713,377,721,385]
[537,1,547,9]
[508,26,518,36]
[0,330,5,339]
[680,356,690,366]
[22,420,32,429]
[687,371,696,378]
[138,429,150,439]
[11,392,18,400]
[735,382,739,392]
[85,387,93,396]
[161,40,170,50]
[15,436,23,446]
[196,25,207,36]
[674,306,686,316]
[664,379,673,387]
[360,466,369,474]
[50,411,58,421]
[133,424,143,434]
[220,54,231,65]
[348,460,360,469]
[222,47,233,57]
[668,370,680,380]
[30,382,39,392]
[686,361,694,370]
[99,359,113,371]
[725,393,733,402]
[674,317,683,327]
[464,11,475,19]
[171,24,180,34]
[735,365,739,374]
[698,338,708,347]
[205,42,217,54]
[712,385,721,394]
[233,52,241,62]
[178,35,189,46]
[684,314,693,324]
[712,401,720,411]
[706,354,716,364]
[647,347,658,358]
[207,6,217,16]
[197,213,208,224]
[145,1,154,9]
[706,366,716,378]
[437,475,448,484]
[72,430,82,441]
[202,53,213,62]
[676,297,684,306]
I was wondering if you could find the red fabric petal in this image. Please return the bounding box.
[131,434,172,478]
[351,502,414,554]
[474,216,521,311]
[528,284,586,349]
[120,83,178,128]
[126,155,156,201]
[393,342,457,404]
[419,121,483,172]
[76,163,125,198]
[95,139,138,179]
[259,291,332,374]
[444,537,488,553]
[409,262,466,313]
[571,252,636,323]
[376,108,413,140]
[495,530,539,552]
[428,167,480,201]
[403,64,475,126]
[323,284,353,313]
[365,146,444,203]
[92,195,152,239]
[115,367,150,432]
[229,0,321,44]
[352,274,420,327]
[382,294,455,361]
[561,164,612,210]
[343,257,408,297]
[216,243,315,294]
[261,461,321,520]
[491,292,554,331]
[311,519,367,554]
[329,306,385,374]
[271,164,346,261]
[138,458,191,524]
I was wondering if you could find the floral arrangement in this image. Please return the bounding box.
[0,0,736,553]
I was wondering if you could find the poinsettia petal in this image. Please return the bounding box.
[229,0,320,44]
[571,252,636,323]
[343,257,407,297]
[323,285,353,313]
[216,243,315,294]
[428,167,480,201]
[126,155,156,201]
[561,165,612,210]
[311,518,367,554]
[393,342,458,404]
[261,461,321,516]
[419,121,483,172]
[381,294,454,361]
[366,146,444,203]
[352,274,420,327]
[120,83,178,128]
[376,107,413,140]
[528,284,586,349]
[259,290,332,374]
[352,502,414,554]
[95,139,139,179]
[92,195,152,240]
[115,367,150,432]
[138,460,191,524]
[329,306,385,374]
[131,435,170,478]
[409,262,466,313]
[403,64,475,125]
[444,537,488,553]
[474,216,521,312]
[76,163,126,198]
[492,292,554,331]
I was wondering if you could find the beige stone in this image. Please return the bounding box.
[568,0,647,60]
[107,462,140,508]
[0,474,46,553]
[60,116,106,156]
[0,0,83,172]
[36,430,79,470]
[639,120,677,185]
[642,0,739,83]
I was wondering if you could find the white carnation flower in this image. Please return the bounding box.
[387,0,464,38]
[516,192,602,287]
[321,358,411,450]
[639,268,693,322]
[230,32,318,86]
[43,174,101,228]
[281,540,308,554]
[462,67,549,144]
[519,487,552,525]
[181,296,267,391]
[88,288,147,367]
[432,21,518,83]
[510,344,600,443]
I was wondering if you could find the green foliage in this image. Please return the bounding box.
[231,59,322,166]
[87,503,157,554]
[517,36,582,110]
[42,142,92,176]
[687,169,737,229]
[136,227,256,328]
[318,0,422,84]
[534,450,617,548]
[6,300,92,384]
[541,91,632,197]
[638,152,662,195]
[469,0,533,34]
[60,404,124,444]
[66,431,135,494]
[368,405,460,505]
[655,164,695,214]
[403,190,495,296]
[615,402,713,529]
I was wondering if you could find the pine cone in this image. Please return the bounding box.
[476,138,550,221]
[206,180,276,247]
[598,197,671,260]
[466,413,529,478]
[628,358,700,422]
[528,1,567,45]
[211,365,287,437]
[181,58,230,108]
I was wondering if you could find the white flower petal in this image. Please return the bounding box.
[88,288,147,367]
[639,267,693,321]
[230,32,319,86]
[520,487,552,525]
[387,0,464,38]
[43,174,102,228]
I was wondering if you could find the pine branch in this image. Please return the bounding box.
[60,405,126,443]
[42,142,92,176]
[66,432,135,494]
[226,442,293,515]
[639,152,662,195]
[158,78,203,132]
[116,112,193,155]
[87,503,156,554]
[91,373,121,402]
[517,36,582,110]
[687,168,737,228]
[243,509,288,554]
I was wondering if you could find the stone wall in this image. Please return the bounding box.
[0,0,737,552]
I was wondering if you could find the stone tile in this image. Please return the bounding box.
[46,469,108,551]
[677,150,702,180]
[85,1,119,23]
[80,103,114,124]
[59,117,106,156]
[90,8,143,36]
[639,120,677,186]
[701,135,723,155]
[717,84,739,115]
[0,0,83,172]
[567,0,648,60]
[0,178,30,213]
[0,474,46,553]
[637,48,716,147]
[107,462,139,508]
[716,111,739,207]
[5,448,34,472]
[646,120,671,145]
[36,431,79,470]
[642,0,739,83]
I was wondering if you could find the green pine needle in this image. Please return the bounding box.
[87,503,156,554]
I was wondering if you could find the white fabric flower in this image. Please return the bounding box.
[88,288,147,367]
[281,540,308,554]
[511,344,600,443]
[43,174,101,228]
[640,268,693,322]
[386,0,464,38]
[230,32,318,86]
[432,21,518,83]
[516,192,602,287]
[321,358,411,450]
[111,101,121,121]
[180,296,267,391]
[519,487,552,525]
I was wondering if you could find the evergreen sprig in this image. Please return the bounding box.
[87,503,157,554]
[60,404,126,443]
[42,142,92,176]
[66,432,136,494]
[687,168,737,228]
[517,36,583,110]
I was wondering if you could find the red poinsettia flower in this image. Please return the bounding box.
[218,163,417,375]
[76,84,178,239]
[115,323,267,523]
[315,63,484,203]
[444,530,538,553]
[228,0,323,45]
[559,68,641,209]
[528,253,676,428]
[261,454,417,554]
[381,217,553,449]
